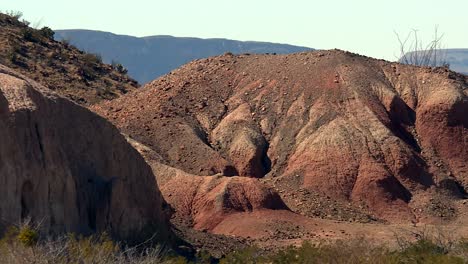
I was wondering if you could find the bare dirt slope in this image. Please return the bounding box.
[94,50,468,243]
[0,13,138,105]
[0,64,171,244]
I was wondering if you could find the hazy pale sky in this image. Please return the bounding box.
[3,0,467,60]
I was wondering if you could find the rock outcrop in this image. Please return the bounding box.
[94,50,468,224]
[0,64,170,243]
[128,137,288,232]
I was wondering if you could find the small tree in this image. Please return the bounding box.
[395,26,448,68]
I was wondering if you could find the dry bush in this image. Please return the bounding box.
[4,10,23,20]
[2,221,467,263]
[395,26,449,68]
[221,232,468,264]
[111,60,128,74]
[0,223,182,264]
[80,53,105,80]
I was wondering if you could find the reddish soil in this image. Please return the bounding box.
[93,50,468,251]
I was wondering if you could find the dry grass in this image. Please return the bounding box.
[1,222,467,263]
[221,230,468,264]
[0,224,183,264]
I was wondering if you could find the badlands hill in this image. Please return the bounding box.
[54,29,312,83]
[0,13,138,105]
[94,50,468,240]
[0,64,171,244]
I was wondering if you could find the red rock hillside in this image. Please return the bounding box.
[93,50,468,228]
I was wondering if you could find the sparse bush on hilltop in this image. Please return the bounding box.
[60,37,72,46]
[1,11,31,27]
[111,60,128,74]
[5,10,23,20]
[2,12,53,43]
[39,27,54,40]
[84,52,103,65]
[21,27,42,43]
[396,26,449,68]
[80,53,104,80]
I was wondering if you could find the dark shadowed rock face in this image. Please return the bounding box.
[0,64,170,243]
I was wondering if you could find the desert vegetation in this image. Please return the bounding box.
[1,224,467,263]
[0,224,172,264]
[221,237,468,264]
[111,60,129,74]
[0,11,139,105]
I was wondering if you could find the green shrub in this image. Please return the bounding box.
[39,27,54,39]
[220,246,266,264]
[0,223,467,263]
[195,249,214,263]
[219,238,467,264]
[390,239,464,264]
[16,225,39,247]
[0,226,169,263]
[65,232,119,263]
[164,255,189,263]
[12,44,28,57]
[80,65,97,80]
[0,226,20,244]
[83,53,102,65]
[21,28,42,43]
[9,52,29,68]
[80,53,104,80]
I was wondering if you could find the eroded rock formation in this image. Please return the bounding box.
[94,50,468,224]
[0,64,170,243]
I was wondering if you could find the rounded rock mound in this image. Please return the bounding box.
[94,50,468,223]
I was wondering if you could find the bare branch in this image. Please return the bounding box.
[395,26,449,68]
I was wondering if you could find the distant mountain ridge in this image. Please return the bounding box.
[54,29,313,83]
[443,49,468,74]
